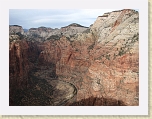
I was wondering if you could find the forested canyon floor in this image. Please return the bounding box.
[9,9,139,106]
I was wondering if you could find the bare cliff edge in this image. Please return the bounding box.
[9,9,139,106]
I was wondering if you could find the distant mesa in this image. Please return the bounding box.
[9,25,22,27]
[9,25,24,35]
[8,23,89,41]
[29,28,37,30]
[62,23,89,28]
[68,23,87,27]
[38,26,47,28]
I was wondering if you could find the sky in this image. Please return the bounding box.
[9,9,136,29]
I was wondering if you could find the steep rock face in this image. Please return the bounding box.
[9,25,24,35]
[9,40,30,88]
[9,39,41,105]
[82,9,138,105]
[26,27,54,39]
[9,9,139,106]
[9,40,40,85]
[60,23,89,37]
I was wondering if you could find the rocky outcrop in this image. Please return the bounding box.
[26,27,54,40]
[60,23,89,37]
[9,9,139,106]
[9,25,24,35]
[24,23,89,41]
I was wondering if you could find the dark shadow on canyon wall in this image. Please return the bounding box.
[9,72,54,106]
[68,96,126,106]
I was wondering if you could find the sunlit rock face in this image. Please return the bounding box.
[9,9,139,106]
[9,25,24,35]
[24,23,89,42]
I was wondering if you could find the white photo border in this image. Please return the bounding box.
[0,0,148,115]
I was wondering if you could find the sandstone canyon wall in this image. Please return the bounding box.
[9,9,139,106]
